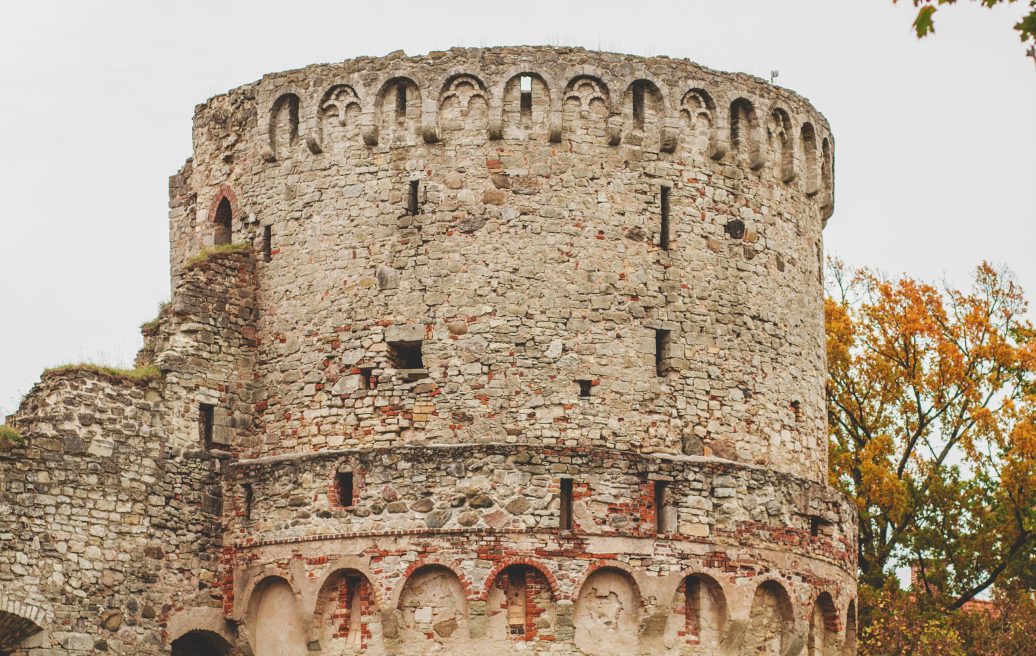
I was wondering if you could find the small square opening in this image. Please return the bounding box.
[577,379,592,398]
[389,341,424,370]
[359,366,376,390]
[336,471,354,508]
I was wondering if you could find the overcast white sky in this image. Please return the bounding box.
[0,1,1033,417]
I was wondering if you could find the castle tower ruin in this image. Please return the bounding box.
[0,47,856,656]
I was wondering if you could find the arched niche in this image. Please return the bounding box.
[624,79,664,139]
[312,568,381,654]
[664,574,727,652]
[739,580,794,656]
[269,93,300,160]
[170,630,233,656]
[768,107,796,183]
[376,77,421,145]
[397,565,469,648]
[485,564,557,643]
[572,567,641,656]
[213,196,232,246]
[843,600,857,656]
[502,72,551,140]
[563,75,611,144]
[247,576,308,656]
[0,608,43,652]
[680,88,720,159]
[438,74,489,138]
[807,592,840,656]
[821,136,834,215]
[729,98,763,170]
[800,122,820,196]
[319,84,362,152]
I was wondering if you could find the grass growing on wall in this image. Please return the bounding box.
[43,363,162,383]
[186,241,251,267]
[0,424,23,446]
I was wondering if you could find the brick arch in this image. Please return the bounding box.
[478,557,561,601]
[207,185,239,226]
[309,561,384,611]
[389,559,475,608]
[570,560,644,604]
[0,594,46,651]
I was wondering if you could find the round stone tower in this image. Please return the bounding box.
[0,46,855,656]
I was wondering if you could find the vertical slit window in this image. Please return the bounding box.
[262,225,272,262]
[408,180,420,216]
[520,75,533,121]
[559,478,574,530]
[659,186,671,250]
[241,483,253,520]
[655,329,671,377]
[336,471,354,508]
[632,81,646,130]
[199,403,215,449]
[395,81,408,122]
[654,480,669,534]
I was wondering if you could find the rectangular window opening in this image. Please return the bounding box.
[336,471,354,508]
[389,340,424,370]
[654,480,670,534]
[199,403,215,449]
[262,225,272,262]
[577,379,592,398]
[520,75,533,121]
[408,179,420,216]
[655,329,671,377]
[559,478,574,531]
[241,483,253,520]
[659,186,671,250]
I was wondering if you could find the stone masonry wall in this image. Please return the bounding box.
[172,46,835,482]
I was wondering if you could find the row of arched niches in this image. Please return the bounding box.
[263,68,834,212]
[214,563,855,656]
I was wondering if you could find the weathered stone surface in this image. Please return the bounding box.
[0,46,853,656]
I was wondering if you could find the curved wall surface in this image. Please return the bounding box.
[1,47,855,656]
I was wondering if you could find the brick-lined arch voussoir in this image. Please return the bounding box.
[0,594,47,650]
[307,557,385,615]
[570,559,645,604]
[478,557,561,602]
[237,569,304,621]
[389,558,475,609]
[207,185,239,224]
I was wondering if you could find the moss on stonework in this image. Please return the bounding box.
[140,300,171,333]
[186,241,251,267]
[0,424,23,446]
[43,363,162,384]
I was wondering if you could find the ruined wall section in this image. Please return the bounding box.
[0,372,224,655]
[173,47,836,481]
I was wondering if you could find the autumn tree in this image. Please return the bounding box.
[826,261,1036,612]
[894,0,1036,61]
